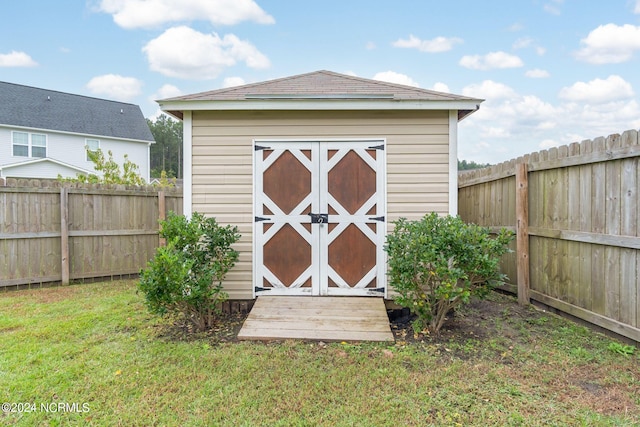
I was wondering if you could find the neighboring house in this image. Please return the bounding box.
[0,81,154,181]
[159,70,483,300]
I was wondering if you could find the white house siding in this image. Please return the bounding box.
[0,126,151,180]
[191,109,450,299]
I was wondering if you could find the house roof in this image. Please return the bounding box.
[0,81,154,142]
[159,70,483,121]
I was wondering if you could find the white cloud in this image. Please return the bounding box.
[148,84,183,118]
[543,4,561,15]
[543,0,564,15]
[86,74,143,101]
[97,0,274,29]
[462,80,516,100]
[507,23,524,32]
[0,51,38,67]
[459,77,640,164]
[539,139,560,149]
[635,0,640,13]
[574,23,640,64]
[459,51,524,70]
[143,26,270,79]
[155,84,182,100]
[481,126,511,138]
[223,76,246,87]
[432,82,450,93]
[513,37,533,49]
[513,37,546,55]
[525,69,550,78]
[537,121,556,130]
[372,71,419,87]
[393,35,463,52]
[558,75,634,103]
[365,41,376,50]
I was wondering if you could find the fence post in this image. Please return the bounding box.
[158,190,166,247]
[60,187,70,285]
[515,163,530,305]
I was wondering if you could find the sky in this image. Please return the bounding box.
[2,1,640,164]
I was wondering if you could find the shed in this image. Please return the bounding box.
[159,70,482,300]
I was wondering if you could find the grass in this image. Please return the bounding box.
[1,280,639,426]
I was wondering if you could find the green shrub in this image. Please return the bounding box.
[138,212,241,331]
[385,213,514,334]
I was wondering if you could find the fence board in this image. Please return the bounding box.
[458,129,640,342]
[0,181,182,289]
[515,163,530,304]
[578,141,594,310]
[567,143,581,306]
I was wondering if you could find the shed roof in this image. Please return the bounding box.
[159,70,483,121]
[0,81,154,142]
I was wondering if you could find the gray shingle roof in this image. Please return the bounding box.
[0,81,154,142]
[163,70,480,102]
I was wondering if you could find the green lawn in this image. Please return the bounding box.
[1,280,638,426]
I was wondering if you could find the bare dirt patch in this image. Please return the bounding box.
[158,290,548,349]
[156,312,247,344]
[388,291,547,346]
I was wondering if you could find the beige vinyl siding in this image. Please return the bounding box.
[191,110,450,299]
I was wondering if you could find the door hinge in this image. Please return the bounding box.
[368,216,385,222]
[368,144,384,150]
[371,287,385,293]
[255,286,271,292]
[255,216,270,222]
[254,145,270,151]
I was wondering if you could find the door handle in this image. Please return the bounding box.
[309,213,329,224]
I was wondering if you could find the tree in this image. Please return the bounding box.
[147,114,183,179]
[59,148,146,185]
[458,159,491,170]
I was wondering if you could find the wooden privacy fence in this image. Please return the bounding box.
[458,129,640,342]
[0,178,182,289]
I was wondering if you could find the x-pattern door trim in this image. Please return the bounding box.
[254,140,386,297]
[320,142,386,296]
[254,142,319,295]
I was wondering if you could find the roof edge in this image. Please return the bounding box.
[158,70,482,103]
[0,157,94,174]
[0,123,155,143]
[159,98,484,115]
[0,80,143,108]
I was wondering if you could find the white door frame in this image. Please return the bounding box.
[253,138,387,298]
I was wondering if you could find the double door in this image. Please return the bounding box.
[253,140,386,296]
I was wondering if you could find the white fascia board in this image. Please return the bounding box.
[159,99,482,113]
[2,157,93,174]
[0,124,153,144]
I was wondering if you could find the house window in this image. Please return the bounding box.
[12,132,28,157]
[86,139,100,161]
[31,134,47,158]
[12,131,46,158]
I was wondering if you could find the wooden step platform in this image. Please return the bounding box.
[237,296,394,342]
